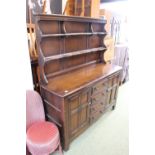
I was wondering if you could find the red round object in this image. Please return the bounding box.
[27,121,60,155]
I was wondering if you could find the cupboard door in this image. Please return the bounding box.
[106,73,120,108]
[67,89,91,140]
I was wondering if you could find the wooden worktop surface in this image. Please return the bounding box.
[42,63,122,97]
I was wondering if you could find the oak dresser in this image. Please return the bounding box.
[35,14,122,150]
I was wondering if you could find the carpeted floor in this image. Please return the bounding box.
[53,83,129,155]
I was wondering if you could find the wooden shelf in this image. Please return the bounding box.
[41,32,107,38]
[45,47,107,62]
[36,14,107,85]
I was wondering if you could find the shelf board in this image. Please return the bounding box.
[93,32,107,35]
[44,63,122,97]
[45,47,107,62]
[41,32,107,38]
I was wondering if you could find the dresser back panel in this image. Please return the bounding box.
[38,20,60,34]
[41,38,62,57]
[63,54,86,68]
[92,23,104,32]
[38,21,90,34]
[64,21,89,33]
[65,36,87,52]
[45,59,63,74]
[44,52,101,77]
[86,52,100,62]
[88,35,102,48]
[40,35,102,56]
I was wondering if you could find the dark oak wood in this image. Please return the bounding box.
[40,63,122,150]
[42,63,121,97]
[44,47,106,62]
[41,32,107,38]
[35,14,107,85]
[35,14,122,151]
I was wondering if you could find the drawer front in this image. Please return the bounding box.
[92,79,107,95]
[90,102,105,114]
[90,79,108,123]
[90,109,104,123]
[91,92,106,104]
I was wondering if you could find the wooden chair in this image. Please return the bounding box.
[27,23,37,59]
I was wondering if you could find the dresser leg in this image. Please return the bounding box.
[63,144,69,151]
[112,105,116,110]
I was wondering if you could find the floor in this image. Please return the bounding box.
[53,82,129,155]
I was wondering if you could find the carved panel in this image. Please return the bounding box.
[67,88,90,140]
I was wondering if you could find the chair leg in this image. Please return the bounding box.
[58,143,63,155]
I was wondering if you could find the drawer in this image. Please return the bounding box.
[90,102,105,114]
[90,109,104,123]
[91,92,105,104]
[92,79,107,95]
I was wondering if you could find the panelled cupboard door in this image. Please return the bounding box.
[67,88,91,141]
[106,73,120,108]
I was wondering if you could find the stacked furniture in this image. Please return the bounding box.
[27,23,40,92]
[112,44,129,84]
[63,0,100,18]
[35,14,122,151]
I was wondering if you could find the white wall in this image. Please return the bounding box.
[62,0,67,14]
[100,1,128,17]
[0,1,33,154]
[100,1,128,43]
